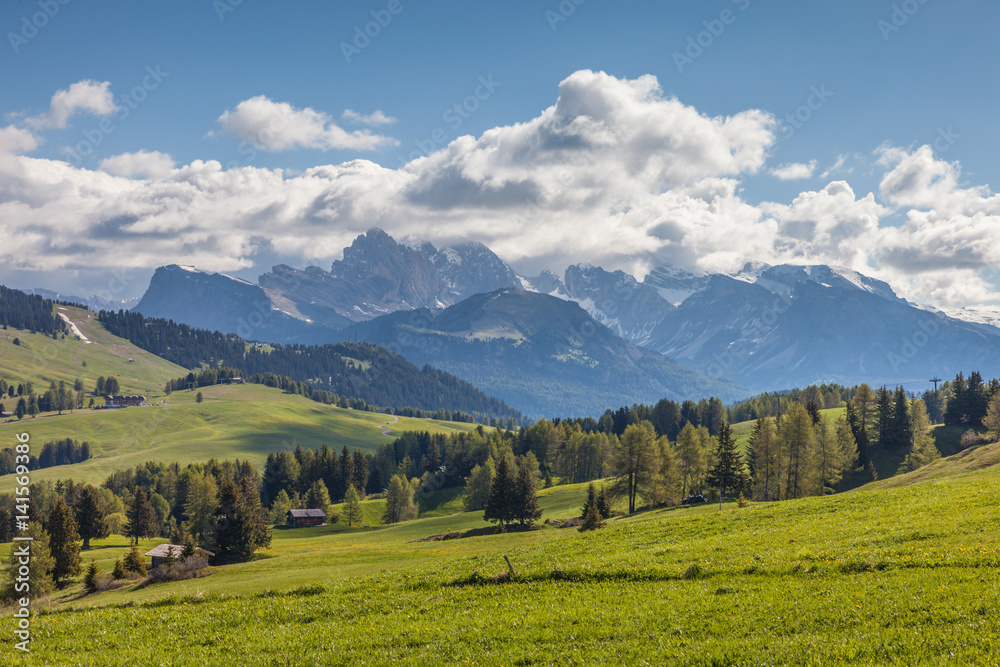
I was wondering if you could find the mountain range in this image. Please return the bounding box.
[124,228,1000,416]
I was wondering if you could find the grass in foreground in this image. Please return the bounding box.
[7,444,1000,665]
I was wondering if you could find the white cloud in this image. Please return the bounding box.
[820,155,849,179]
[342,109,397,126]
[99,150,176,179]
[27,80,117,129]
[770,160,817,181]
[4,71,1000,309]
[215,96,398,152]
[0,125,39,155]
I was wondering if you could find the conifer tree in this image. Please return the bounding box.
[581,482,598,518]
[305,480,332,514]
[596,486,611,519]
[944,372,967,425]
[75,485,109,549]
[83,559,99,593]
[125,487,159,545]
[463,458,494,511]
[513,458,542,526]
[578,503,605,532]
[382,474,417,524]
[706,421,742,501]
[890,386,911,450]
[184,471,218,545]
[48,497,82,586]
[112,559,126,580]
[985,392,1000,442]
[483,454,516,530]
[780,403,815,499]
[676,422,708,498]
[343,484,363,527]
[123,545,147,575]
[609,421,660,513]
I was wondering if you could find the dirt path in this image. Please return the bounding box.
[377,415,399,435]
[57,310,91,343]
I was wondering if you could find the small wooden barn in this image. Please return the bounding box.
[144,543,215,569]
[287,508,327,527]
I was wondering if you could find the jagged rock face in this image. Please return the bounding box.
[645,270,1000,390]
[561,264,675,345]
[258,229,520,324]
[133,265,338,344]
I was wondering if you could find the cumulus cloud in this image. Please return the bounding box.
[770,160,817,181]
[215,96,398,151]
[0,126,39,155]
[342,109,397,126]
[3,71,1000,309]
[27,80,117,129]
[99,150,176,179]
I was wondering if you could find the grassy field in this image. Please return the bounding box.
[6,441,1000,664]
[0,383,482,485]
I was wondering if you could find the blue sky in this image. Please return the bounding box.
[2,0,1000,308]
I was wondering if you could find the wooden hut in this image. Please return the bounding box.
[144,543,215,569]
[287,508,327,527]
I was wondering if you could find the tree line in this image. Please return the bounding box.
[0,285,67,335]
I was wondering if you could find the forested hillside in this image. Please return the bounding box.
[0,285,67,334]
[98,309,522,422]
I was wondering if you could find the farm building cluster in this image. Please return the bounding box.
[104,394,147,408]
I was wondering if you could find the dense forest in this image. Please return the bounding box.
[0,285,66,335]
[98,310,522,422]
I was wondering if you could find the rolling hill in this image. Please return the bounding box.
[0,304,491,485]
[22,439,1000,664]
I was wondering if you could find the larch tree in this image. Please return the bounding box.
[898,399,941,473]
[747,417,780,501]
[184,471,218,546]
[343,484,363,527]
[675,422,708,499]
[463,458,495,511]
[608,421,659,514]
[852,383,875,462]
[382,474,417,524]
[812,416,844,494]
[1,523,54,602]
[984,392,1000,442]
[780,402,815,499]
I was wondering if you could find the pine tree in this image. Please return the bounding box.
[123,545,147,575]
[513,458,542,526]
[48,497,82,587]
[581,482,598,518]
[596,487,611,519]
[851,384,875,462]
[578,503,605,532]
[182,531,197,559]
[875,386,893,450]
[195,391,204,404]
[75,485,109,549]
[944,372,967,425]
[268,488,293,525]
[483,454,516,531]
[125,487,159,545]
[706,421,742,501]
[83,559,99,593]
[184,471,218,545]
[213,476,270,563]
[343,484,363,527]
[112,559,126,580]
[890,386,911,450]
